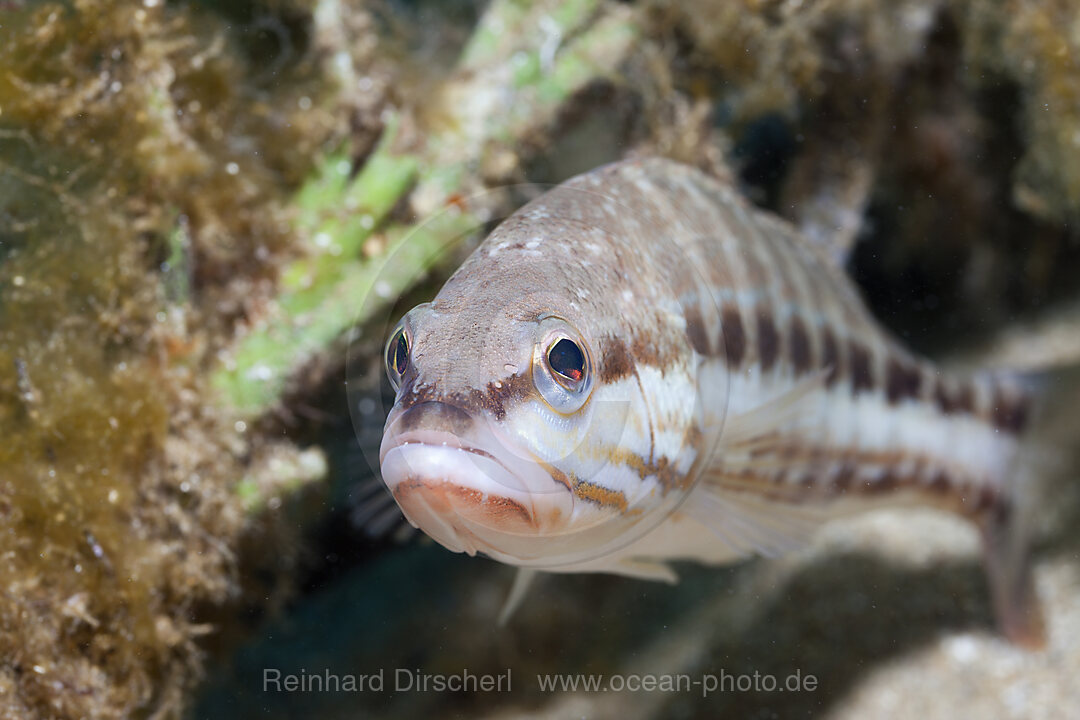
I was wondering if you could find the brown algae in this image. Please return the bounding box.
[0,1,353,716]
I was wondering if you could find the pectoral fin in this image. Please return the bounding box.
[683,483,835,558]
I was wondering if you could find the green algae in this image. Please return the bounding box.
[212,0,641,419]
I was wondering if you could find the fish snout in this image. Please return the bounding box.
[379,401,573,555]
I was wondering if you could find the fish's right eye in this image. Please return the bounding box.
[385,327,410,390]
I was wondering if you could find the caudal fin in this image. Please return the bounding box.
[980,502,1045,649]
[976,366,1068,650]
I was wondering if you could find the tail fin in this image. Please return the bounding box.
[978,364,1080,649]
[979,499,1045,648]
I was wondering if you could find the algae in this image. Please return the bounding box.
[963,0,1080,222]
[0,0,352,716]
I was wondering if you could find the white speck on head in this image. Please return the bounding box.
[586,243,602,255]
[494,380,503,389]
[526,237,542,249]
[504,364,519,373]
[576,288,589,299]
[488,240,511,257]
[622,290,634,302]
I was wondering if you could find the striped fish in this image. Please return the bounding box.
[378,158,1043,646]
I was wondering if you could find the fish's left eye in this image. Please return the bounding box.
[385,327,410,391]
[547,338,586,386]
[533,319,594,414]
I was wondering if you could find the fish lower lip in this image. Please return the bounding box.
[380,443,542,550]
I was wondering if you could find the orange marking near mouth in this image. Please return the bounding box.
[571,478,629,511]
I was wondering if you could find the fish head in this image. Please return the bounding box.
[378,208,718,569]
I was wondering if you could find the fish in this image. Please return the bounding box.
[377,157,1044,647]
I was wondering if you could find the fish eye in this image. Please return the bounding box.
[546,337,587,387]
[533,322,593,414]
[385,326,410,391]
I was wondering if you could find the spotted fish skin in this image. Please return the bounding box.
[379,157,1042,646]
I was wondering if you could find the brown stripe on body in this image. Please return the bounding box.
[788,316,813,374]
[683,303,712,356]
[884,353,926,404]
[596,160,1031,436]
[756,217,826,377]
[932,372,1030,435]
[774,216,888,394]
[820,326,843,385]
[721,202,788,372]
[594,333,658,468]
[598,335,635,382]
[710,443,1007,519]
[756,309,781,372]
[934,374,964,414]
[847,339,876,393]
[721,304,746,367]
[741,209,797,375]
[992,383,1030,433]
[696,191,763,371]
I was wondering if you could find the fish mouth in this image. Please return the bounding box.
[379,402,574,557]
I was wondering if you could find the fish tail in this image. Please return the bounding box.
[978,363,1080,648]
[979,496,1045,649]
